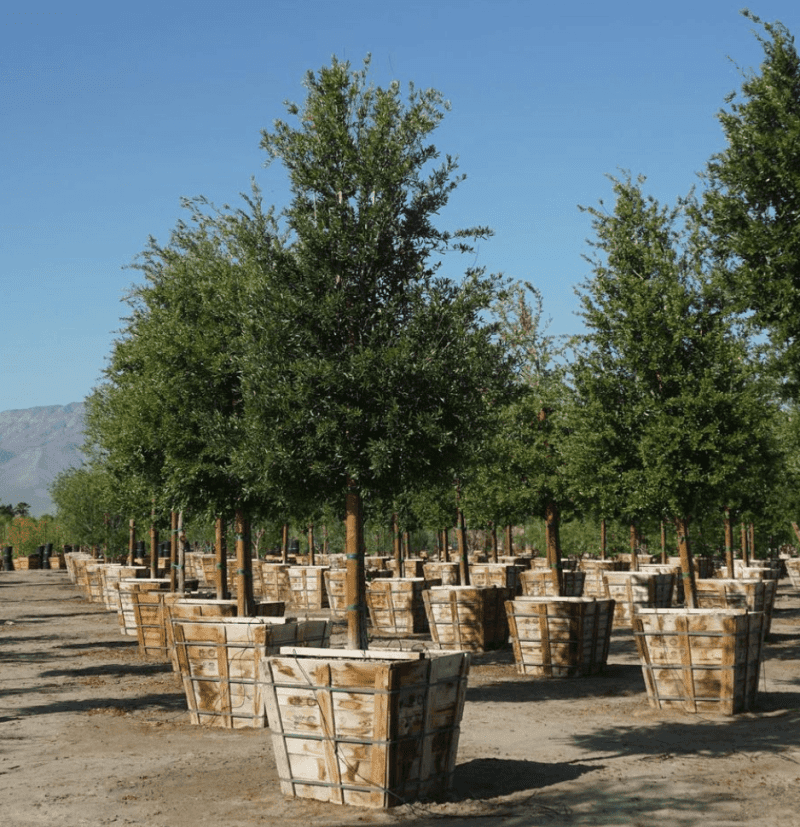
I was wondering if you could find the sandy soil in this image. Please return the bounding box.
[2,570,800,827]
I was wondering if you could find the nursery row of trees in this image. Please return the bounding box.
[50,13,800,630]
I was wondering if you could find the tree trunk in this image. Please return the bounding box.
[215,517,228,599]
[235,509,253,617]
[308,524,315,566]
[177,511,186,594]
[629,523,638,571]
[545,501,563,594]
[281,523,289,564]
[674,516,698,608]
[491,525,498,562]
[749,522,756,561]
[128,519,135,566]
[169,511,178,592]
[442,528,449,562]
[725,510,735,580]
[345,482,368,649]
[457,508,470,586]
[741,522,749,566]
[392,513,402,578]
[149,518,158,580]
[600,519,606,560]
[660,521,667,564]
[505,524,513,558]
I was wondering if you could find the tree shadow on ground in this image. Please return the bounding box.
[6,690,187,718]
[403,773,753,827]
[569,709,800,759]
[466,663,646,704]
[450,757,597,799]
[40,661,172,679]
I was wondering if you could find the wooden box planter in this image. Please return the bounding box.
[85,563,109,603]
[578,559,626,598]
[323,569,347,619]
[100,565,150,612]
[505,597,615,678]
[640,564,684,605]
[520,570,586,598]
[65,552,93,583]
[633,608,765,714]
[785,559,800,588]
[423,562,460,586]
[387,558,426,578]
[13,554,41,571]
[288,566,330,610]
[423,586,512,652]
[116,578,170,636]
[367,577,429,635]
[260,563,293,604]
[602,571,675,627]
[696,578,778,639]
[468,563,522,593]
[668,555,715,579]
[172,617,331,729]
[261,647,470,808]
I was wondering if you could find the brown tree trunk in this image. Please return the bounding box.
[281,523,289,564]
[235,509,253,617]
[545,502,563,594]
[177,512,186,594]
[308,524,315,566]
[149,515,158,581]
[215,517,228,599]
[600,519,607,560]
[457,509,470,586]
[660,522,667,564]
[442,528,449,562]
[128,519,135,566]
[629,523,638,571]
[505,524,514,558]
[749,522,756,561]
[741,522,749,566]
[491,525,498,562]
[674,516,698,608]
[345,482,368,649]
[169,510,178,592]
[725,510,735,579]
[392,513,402,578]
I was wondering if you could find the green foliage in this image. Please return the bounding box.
[703,10,800,396]
[569,174,776,527]
[237,56,514,513]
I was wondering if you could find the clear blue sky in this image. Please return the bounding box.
[2,0,798,412]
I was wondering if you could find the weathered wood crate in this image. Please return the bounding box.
[423,586,511,651]
[288,566,330,610]
[633,608,765,714]
[116,577,170,636]
[13,554,41,571]
[100,565,150,612]
[505,597,615,677]
[261,648,470,807]
[386,558,426,578]
[260,563,293,604]
[323,569,347,619]
[602,571,675,626]
[172,617,331,729]
[423,562,460,586]
[520,569,586,598]
[785,558,800,589]
[468,563,522,593]
[85,563,109,603]
[367,577,429,634]
[696,578,767,612]
[578,559,625,598]
[639,564,684,604]
[667,555,715,579]
[65,552,93,583]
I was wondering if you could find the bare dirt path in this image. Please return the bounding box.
[2,570,800,827]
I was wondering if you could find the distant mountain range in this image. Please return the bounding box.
[0,402,86,517]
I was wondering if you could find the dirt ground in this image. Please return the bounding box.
[2,571,800,827]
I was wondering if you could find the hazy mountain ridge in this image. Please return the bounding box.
[0,402,87,517]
